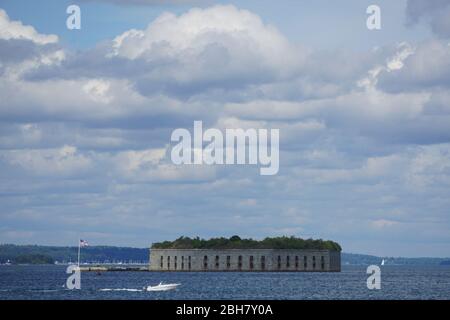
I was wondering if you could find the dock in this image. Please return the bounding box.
[79,265,149,272]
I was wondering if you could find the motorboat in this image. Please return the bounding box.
[146,282,180,291]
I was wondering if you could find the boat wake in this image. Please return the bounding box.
[99,288,143,292]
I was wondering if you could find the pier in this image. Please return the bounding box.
[79,265,148,272]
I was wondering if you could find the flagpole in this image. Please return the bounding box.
[77,239,81,267]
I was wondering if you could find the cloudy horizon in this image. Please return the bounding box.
[0,0,449,257]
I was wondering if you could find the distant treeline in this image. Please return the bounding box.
[0,244,148,264]
[152,236,342,251]
[14,254,55,264]
[341,253,450,266]
[1,244,449,265]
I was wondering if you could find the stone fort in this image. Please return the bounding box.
[149,236,341,272]
[150,248,341,272]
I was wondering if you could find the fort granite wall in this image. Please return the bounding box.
[149,248,341,272]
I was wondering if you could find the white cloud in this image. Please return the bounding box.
[116,148,166,172]
[107,4,302,95]
[82,79,113,104]
[405,144,450,190]
[113,147,216,182]
[357,42,415,90]
[4,145,92,176]
[111,5,296,64]
[292,154,402,184]
[223,89,430,136]
[0,77,155,121]
[1,5,450,255]
[291,144,450,190]
[0,9,58,44]
[0,9,65,85]
[378,40,450,92]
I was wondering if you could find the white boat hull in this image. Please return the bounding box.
[146,283,180,291]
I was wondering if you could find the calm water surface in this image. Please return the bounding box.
[0,265,449,300]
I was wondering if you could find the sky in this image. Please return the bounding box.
[0,0,449,257]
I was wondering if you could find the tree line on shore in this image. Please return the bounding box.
[0,244,148,264]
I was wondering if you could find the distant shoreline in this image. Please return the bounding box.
[1,244,450,266]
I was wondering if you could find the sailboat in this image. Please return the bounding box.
[381,259,385,266]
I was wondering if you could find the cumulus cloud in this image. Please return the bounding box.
[110,5,297,67]
[27,5,304,99]
[0,9,64,84]
[0,9,58,44]
[1,4,450,255]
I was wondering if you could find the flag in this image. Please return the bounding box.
[79,239,89,247]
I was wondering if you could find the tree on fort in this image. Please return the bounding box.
[152,236,342,251]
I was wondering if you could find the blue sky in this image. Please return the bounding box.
[0,0,449,257]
